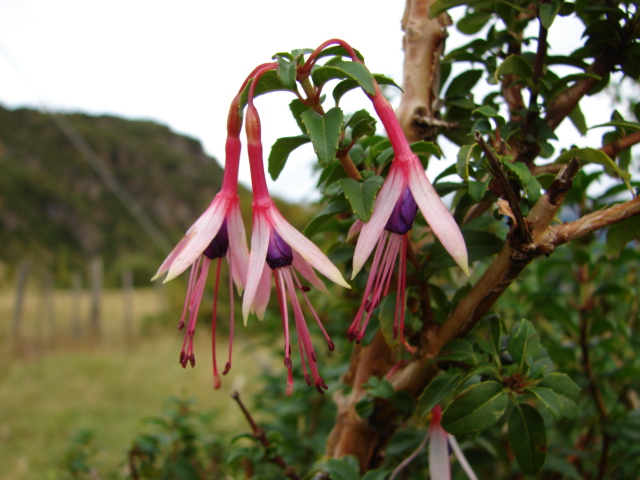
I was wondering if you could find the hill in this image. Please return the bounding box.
[0,105,229,285]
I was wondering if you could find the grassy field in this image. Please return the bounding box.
[0,287,269,480]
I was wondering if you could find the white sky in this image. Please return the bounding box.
[0,0,619,204]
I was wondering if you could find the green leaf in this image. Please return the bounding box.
[362,469,391,480]
[456,143,481,180]
[348,109,377,141]
[274,55,297,90]
[538,373,580,405]
[416,372,466,419]
[337,176,384,222]
[490,315,503,359]
[304,199,350,237]
[333,74,400,105]
[378,294,401,350]
[540,1,561,29]
[238,70,289,109]
[438,339,478,364]
[322,457,361,480]
[301,107,345,167]
[312,61,375,95]
[445,69,484,98]
[267,135,311,181]
[289,98,310,134]
[468,178,490,202]
[457,11,492,34]
[527,387,576,420]
[427,230,503,270]
[508,403,547,474]
[606,217,640,258]
[555,147,633,192]
[430,0,477,18]
[494,55,533,84]
[568,104,588,136]
[441,381,509,437]
[591,120,640,131]
[507,320,541,373]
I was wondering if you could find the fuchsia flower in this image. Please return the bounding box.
[241,66,350,395]
[152,93,249,389]
[390,406,478,480]
[348,82,469,350]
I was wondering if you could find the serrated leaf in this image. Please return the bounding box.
[416,372,466,419]
[304,199,350,237]
[468,179,490,201]
[337,176,384,222]
[508,320,541,373]
[457,143,479,180]
[312,61,375,95]
[347,109,377,141]
[438,339,478,364]
[301,107,344,167]
[508,403,547,474]
[267,135,311,180]
[495,55,533,84]
[441,381,509,437]
[538,373,580,404]
[275,56,297,90]
[556,147,632,192]
[527,387,576,420]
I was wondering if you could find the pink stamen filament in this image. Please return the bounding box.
[180,256,210,368]
[282,266,328,394]
[211,257,223,389]
[224,261,234,375]
[291,269,335,351]
[274,269,294,396]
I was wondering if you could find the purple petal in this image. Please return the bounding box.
[407,158,469,274]
[269,203,350,289]
[352,165,404,279]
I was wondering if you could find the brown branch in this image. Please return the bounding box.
[396,0,451,142]
[475,131,531,242]
[545,53,615,131]
[231,391,301,480]
[600,130,640,158]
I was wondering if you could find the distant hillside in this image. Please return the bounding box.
[0,105,229,284]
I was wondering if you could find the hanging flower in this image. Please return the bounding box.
[389,406,478,480]
[152,93,249,389]
[241,73,350,394]
[349,81,469,349]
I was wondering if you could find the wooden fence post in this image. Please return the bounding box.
[12,260,30,340]
[71,272,83,337]
[89,256,103,336]
[122,267,134,338]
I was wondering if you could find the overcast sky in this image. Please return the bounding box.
[0,1,613,204]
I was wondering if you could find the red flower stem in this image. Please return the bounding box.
[245,63,278,203]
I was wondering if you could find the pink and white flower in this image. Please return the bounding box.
[241,81,350,394]
[152,94,249,389]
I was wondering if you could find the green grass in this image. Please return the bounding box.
[0,287,270,480]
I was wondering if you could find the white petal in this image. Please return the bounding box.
[448,435,478,480]
[428,425,451,480]
[165,195,229,282]
[252,263,272,321]
[352,165,404,279]
[269,203,350,289]
[242,209,270,324]
[292,251,329,294]
[346,219,363,241]
[407,158,469,275]
[151,232,191,281]
[227,198,249,294]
